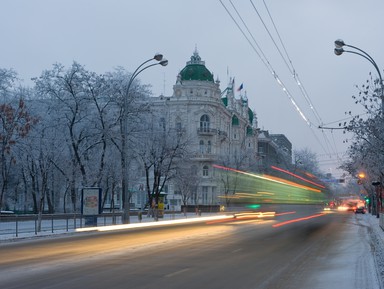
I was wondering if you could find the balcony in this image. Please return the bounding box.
[191,153,217,161]
[197,128,217,135]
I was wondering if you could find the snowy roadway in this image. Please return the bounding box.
[0,212,384,289]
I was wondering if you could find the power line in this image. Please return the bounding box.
[254,0,337,157]
[220,0,345,161]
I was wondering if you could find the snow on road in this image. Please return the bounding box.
[299,213,383,289]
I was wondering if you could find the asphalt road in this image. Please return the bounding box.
[0,205,359,289]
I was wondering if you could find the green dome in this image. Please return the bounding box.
[179,50,214,82]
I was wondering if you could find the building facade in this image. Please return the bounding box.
[134,50,259,210]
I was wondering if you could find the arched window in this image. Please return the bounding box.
[232,115,239,126]
[200,140,204,154]
[200,114,210,132]
[203,165,209,177]
[175,117,182,132]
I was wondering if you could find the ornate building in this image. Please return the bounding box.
[141,50,259,210]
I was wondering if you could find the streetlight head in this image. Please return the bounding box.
[154,54,163,61]
[334,39,345,48]
[160,59,168,66]
[334,47,344,56]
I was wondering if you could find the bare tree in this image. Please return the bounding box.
[293,148,320,175]
[132,112,189,218]
[173,164,199,215]
[33,62,117,212]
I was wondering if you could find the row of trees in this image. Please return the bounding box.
[0,63,188,220]
[340,73,384,213]
[0,61,328,222]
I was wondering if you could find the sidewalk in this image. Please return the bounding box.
[365,214,384,286]
[0,212,224,241]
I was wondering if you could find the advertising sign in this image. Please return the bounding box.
[81,187,102,215]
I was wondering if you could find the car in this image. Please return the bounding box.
[354,206,366,214]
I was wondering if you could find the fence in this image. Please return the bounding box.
[0,211,191,239]
[0,213,127,238]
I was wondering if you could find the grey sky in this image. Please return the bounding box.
[1,0,383,177]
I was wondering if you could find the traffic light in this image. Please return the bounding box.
[364,196,370,204]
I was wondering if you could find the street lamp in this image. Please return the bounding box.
[122,54,168,224]
[334,39,384,115]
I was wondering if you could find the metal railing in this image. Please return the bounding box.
[0,213,124,238]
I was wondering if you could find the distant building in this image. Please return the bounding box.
[257,130,292,173]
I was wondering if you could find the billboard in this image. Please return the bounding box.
[81,187,102,215]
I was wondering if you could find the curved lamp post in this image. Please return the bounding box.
[122,54,168,224]
[334,39,384,115]
[335,40,383,219]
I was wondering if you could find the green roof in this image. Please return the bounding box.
[248,108,254,124]
[180,64,214,82]
[221,97,228,106]
[179,50,214,82]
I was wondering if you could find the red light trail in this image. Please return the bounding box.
[272,213,326,228]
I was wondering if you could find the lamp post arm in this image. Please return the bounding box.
[344,45,383,84]
[342,48,384,115]
[342,49,383,83]
[131,58,155,81]
[127,62,164,94]
[345,44,377,67]
[124,58,155,97]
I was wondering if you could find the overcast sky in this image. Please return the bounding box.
[1,0,384,177]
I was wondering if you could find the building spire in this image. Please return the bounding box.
[187,46,204,65]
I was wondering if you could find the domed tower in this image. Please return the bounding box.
[179,50,214,82]
[173,49,221,99]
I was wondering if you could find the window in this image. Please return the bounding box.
[175,117,182,132]
[159,117,166,131]
[203,165,209,177]
[176,122,182,132]
[200,114,210,132]
[202,186,208,203]
[200,140,204,154]
[207,141,211,153]
[232,115,239,125]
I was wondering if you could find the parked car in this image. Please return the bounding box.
[354,206,366,214]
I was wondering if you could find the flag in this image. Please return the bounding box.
[237,83,243,91]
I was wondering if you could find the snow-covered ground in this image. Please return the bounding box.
[366,214,384,288]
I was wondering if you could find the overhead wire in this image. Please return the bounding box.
[253,0,337,158]
[221,0,312,127]
[247,1,353,163]
[221,0,334,156]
